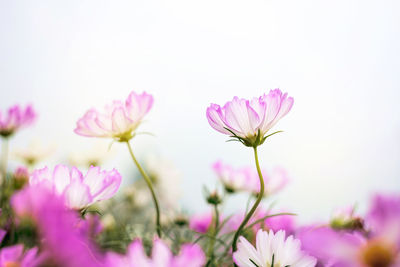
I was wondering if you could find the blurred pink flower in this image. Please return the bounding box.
[11,185,105,267]
[76,214,104,239]
[233,229,316,267]
[255,209,296,235]
[244,166,289,197]
[189,212,214,234]
[0,104,36,137]
[212,161,289,196]
[206,89,293,147]
[29,164,122,209]
[106,239,205,267]
[74,91,153,141]
[0,229,41,267]
[222,209,296,236]
[0,245,40,267]
[212,160,249,193]
[13,166,30,181]
[299,194,400,267]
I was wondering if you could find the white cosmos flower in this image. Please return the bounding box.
[233,230,316,267]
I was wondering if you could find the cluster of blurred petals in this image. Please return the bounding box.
[29,164,122,209]
[213,160,289,196]
[0,104,36,137]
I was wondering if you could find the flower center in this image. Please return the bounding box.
[4,262,20,267]
[361,240,396,267]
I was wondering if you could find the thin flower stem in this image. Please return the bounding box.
[125,141,162,237]
[206,204,220,265]
[0,138,9,184]
[231,146,264,253]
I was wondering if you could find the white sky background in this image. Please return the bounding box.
[1,0,400,223]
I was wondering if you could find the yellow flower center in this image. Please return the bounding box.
[4,262,21,267]
[360,239,396,267]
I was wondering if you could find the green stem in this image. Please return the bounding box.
[231,146,264,252]
[209,205,220,255]
[206,204,220,266]
[125,141,162,237]
[1,138,9,184]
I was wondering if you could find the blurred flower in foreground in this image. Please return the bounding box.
[0,229,41,266]
[74,91,153,142]
[206,89,293,147]
[106,239,206,267]
[300,194,400,267]
[13,140,55,167]
[0,104,36,138]
[11,185,105,267]
[233,229,316,267]
[29,164,122,209]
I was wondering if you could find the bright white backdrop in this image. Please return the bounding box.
[1,0,400,222]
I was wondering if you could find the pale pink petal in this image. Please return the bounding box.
[173,244,206,267]
[151,239,172,267]
[126,91,154,122]
[224,97,259,138]
[111,107,130,134]
[90,169,122,202]
[63,181,92,209]
[52,165,72,194]
[206,104,231,135]
[128,240,151,267]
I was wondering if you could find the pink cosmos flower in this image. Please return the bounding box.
[244,166,289,197]
[29,164,122,209]
[299,194,400,267]
[0,104,36,137]
[106,239,206,267]
[222,209,296,236]
[13,166,30,182]
[233,229,316,267]
[11,185,105,267]
[256,209,296,235]
[206,89,293,147]
[74,91,153,141]
[213,161,289,196]
[212,160,249,193]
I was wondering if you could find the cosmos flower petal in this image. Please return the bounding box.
[206,89,293,146]
[234,230,316,267]
[0,104,36,136]
[63,181,93,209]
[75,91,153,140]
[29,165,121,209]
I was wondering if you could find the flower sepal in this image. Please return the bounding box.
[226,128,283,148]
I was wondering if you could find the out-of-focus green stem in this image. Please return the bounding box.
[206,204,220,266]
[0,138,9,184]
[125,141,162,237]
[232,146,264,253]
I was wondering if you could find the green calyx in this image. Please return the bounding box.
[206,192,222,205]
[115,131,135,142]
[0,130,14,138]
[224,128,283,148]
